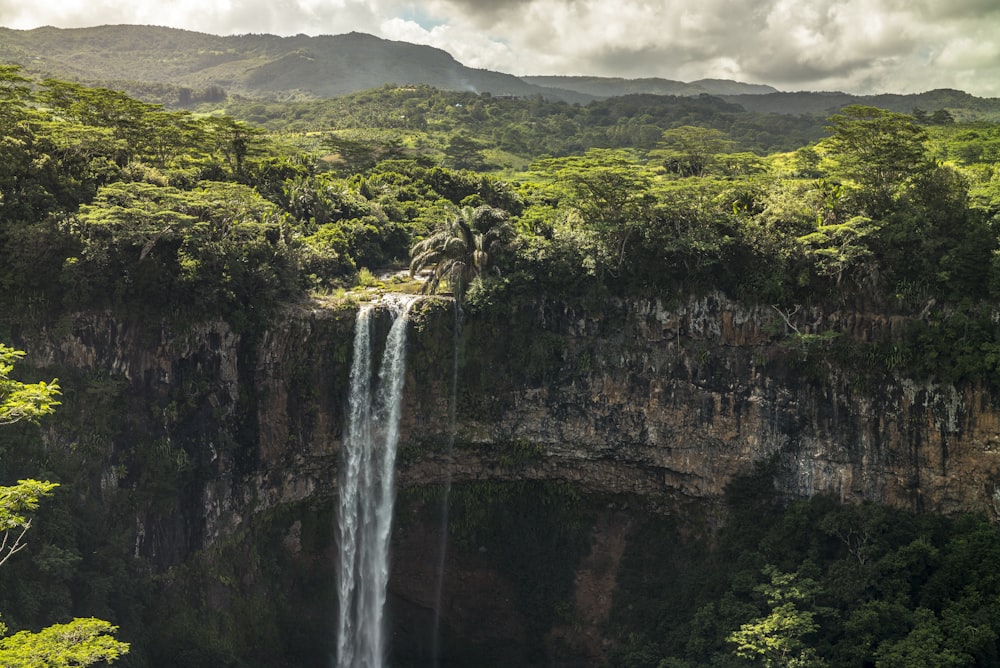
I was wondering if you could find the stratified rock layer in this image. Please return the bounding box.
[17,293,1000,565]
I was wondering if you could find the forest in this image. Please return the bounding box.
[4,60,1000,665]
[4,66,1000,387]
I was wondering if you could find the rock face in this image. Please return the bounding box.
[12,292,1000,663]
[410,293,1000,519]
[493,295,999,515]
[15,293,1000,558]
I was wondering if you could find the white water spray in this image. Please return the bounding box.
[336,295,416,668]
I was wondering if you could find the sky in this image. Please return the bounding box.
[2,0,999,97]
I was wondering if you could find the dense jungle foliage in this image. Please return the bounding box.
[419,474,1000,668]
[5,62,1000,665]
[4,63,1000,383]
[611,463,1000,668]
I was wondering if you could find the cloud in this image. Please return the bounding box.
[0,0,388,36]
[2,0,999,97]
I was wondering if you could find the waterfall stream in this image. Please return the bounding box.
[336,295,416,668]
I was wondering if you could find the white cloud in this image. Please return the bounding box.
[2,0,999,96]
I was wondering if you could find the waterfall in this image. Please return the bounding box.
[336,295,416,668]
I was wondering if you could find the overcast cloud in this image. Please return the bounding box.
[2,0,999,97]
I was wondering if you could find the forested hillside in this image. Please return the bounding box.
[4,58,1000,397]
[6,60,1000,666]
[4,61,999,343]
[223,85,826,160]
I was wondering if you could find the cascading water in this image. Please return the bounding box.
[336,295,417,668]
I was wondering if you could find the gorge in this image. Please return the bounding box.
[2,42,1000,666]
[6,289,1000,665]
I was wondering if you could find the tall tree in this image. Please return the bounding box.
[823,105,930,215]
[0,65,31,102]
[0,345,60,427]
[443,133,488,171]
[727,566,827,667]
[652,125,735,177]
[409,204,514,297]
[556,150,654,273]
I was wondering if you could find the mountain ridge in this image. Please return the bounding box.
[1,24,997,120]
[522,75,778,98]
[0,25,597,103]
[0,24,775,104]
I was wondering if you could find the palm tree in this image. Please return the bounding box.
[409,204,514,297]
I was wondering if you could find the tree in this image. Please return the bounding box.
[823,105,930,215]
[929,109,955,125]
[0,345,128,666]
[202,116,264,176]
[443,133,488,171]
[796,215,880,288]
[727,566,826,667]
[322,132,404,174]
[409,204,514,297]
[875,608,966,668]
[0,479,59,568]
[64,180,299,311]
[0,346,60,427]
[0,617,129,667]
[551,149,655,273]
[39,79,166,166]
[652,126,735,177]
[0,65,32,102]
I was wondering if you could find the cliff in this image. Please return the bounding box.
[8,291,1000,664]
[15,292,1000,551]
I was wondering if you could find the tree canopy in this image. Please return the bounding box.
[0,346,60,427]
[823,105,931,215]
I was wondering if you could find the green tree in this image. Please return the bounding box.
[550,150,655,274]
[201,116,264,176]
[409,204,514,297]
[875,608,967,668]
[0,346,60,427]
[0,479,59,568]
[322,132,403,174]
[443,133,488,171]
[796,215,879,288]
[823,105,930,215]
[0,65,32,103]
[64,180,299,311]
[0,617,129,667]
[652,126,735,177]
[0,346,128,666]
[727,566,826,667]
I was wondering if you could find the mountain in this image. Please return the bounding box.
[721,88,1000,120]
[2,24,997,120]
[0,25,595,103]
[522,75,777,98]
[0,25,765,106]
[689,78,778,96]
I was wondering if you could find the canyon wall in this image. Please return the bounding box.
[15,293,1000,559]
[10,292,1000,664]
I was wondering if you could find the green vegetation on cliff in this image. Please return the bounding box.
[0,344,128,666]
[3,64,997,332]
